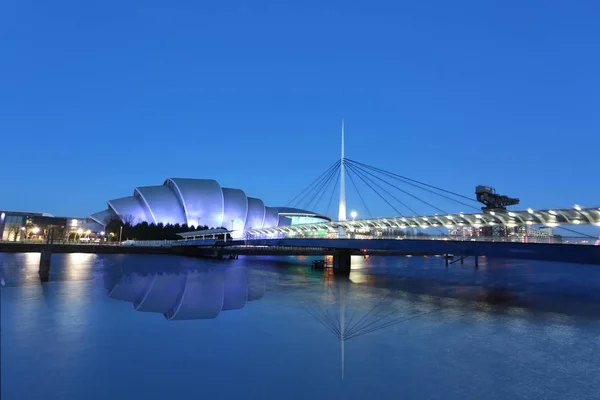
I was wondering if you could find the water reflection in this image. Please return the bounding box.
[104,266,266,320]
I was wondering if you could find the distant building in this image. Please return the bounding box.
[0,210,101,242]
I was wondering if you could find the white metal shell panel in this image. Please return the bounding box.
[263,207,279,229]
[134,185,187,225]
[89,209,117,226]
[222,188,248,231]
[107,196,152,225]
[245,197,266,230]
[166,178,224,228]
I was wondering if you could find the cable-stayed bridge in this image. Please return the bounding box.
[177,123,600,270]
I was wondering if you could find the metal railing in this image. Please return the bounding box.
[243,233,598,246]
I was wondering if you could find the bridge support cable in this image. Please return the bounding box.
[302,162,341,212]
[294,160,340,210]
[287,160,340,209]
[325,173,340,217]
[346,162,449,215]
[346,163,445,234]
[345,165,373,218]
[347,163,445,216]
[555,226,597,239]
[345,158,481,211]
[345,163,406,217]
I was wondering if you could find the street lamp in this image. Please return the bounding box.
[350,211,358,221]
[119,226,123,243]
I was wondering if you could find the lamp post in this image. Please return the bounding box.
[119,226,123,243]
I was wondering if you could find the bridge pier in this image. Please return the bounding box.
[39,247,52,282]
[332,250,352,274]
[39,228,55,282]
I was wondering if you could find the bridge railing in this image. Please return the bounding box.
[243,233,597,246]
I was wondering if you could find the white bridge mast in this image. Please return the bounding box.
[338,119,347,222]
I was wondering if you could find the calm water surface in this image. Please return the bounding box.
[1,253,600,399]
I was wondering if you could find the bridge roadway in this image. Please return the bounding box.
[2,236,599,268]
[174,237,600,266]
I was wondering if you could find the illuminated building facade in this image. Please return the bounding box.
[90,178,330,237]
[0,210,100,241]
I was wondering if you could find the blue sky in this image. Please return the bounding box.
[1,1,599,233]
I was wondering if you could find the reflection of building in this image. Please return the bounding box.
[90,178,330,236]
[104,267,266,320]
[0,210,102,241]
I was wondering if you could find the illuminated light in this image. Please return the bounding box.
[488,222,495,226]
[475,214,482,219]
[572,220,581,224]
[473,224,482,228]
[459,213,465,217]
[506,223,517,228]
[70,219,78,227]
[546,222,559,227]
[445,224,454,228]
[526,221,533,225]
[86,230,91,235]
[527,208,534,214]
[20,227,25,231]
[548,210,556,215]
[490,211,495,215]
[0,212,4,220]
[77,228,83,234]
[574,204,582,211]
[350,211,358,220]
[32,227,40,234]
[422,217,428,221]
[100,231,105,235]
[446,215,453,219]
[508,212,516,217]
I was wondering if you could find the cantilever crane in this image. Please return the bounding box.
[475,185,520,213]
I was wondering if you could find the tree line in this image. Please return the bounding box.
[105,217,227,241]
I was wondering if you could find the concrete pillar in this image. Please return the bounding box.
[333,250,351,273]
[39,247,52,282]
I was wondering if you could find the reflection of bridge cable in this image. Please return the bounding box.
[287,160,340,209]
[302,163,340,211]
[304,282,444,343]
[347,162,448,215]
[346,165,373,218]
[346,158,480,211]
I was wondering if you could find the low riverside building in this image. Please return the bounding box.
[0,210,102,242]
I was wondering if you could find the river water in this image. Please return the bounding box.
[1,253,599,399]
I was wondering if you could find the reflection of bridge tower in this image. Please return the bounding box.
[303,274,429,379]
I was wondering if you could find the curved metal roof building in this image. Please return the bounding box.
[90,178,330,232]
